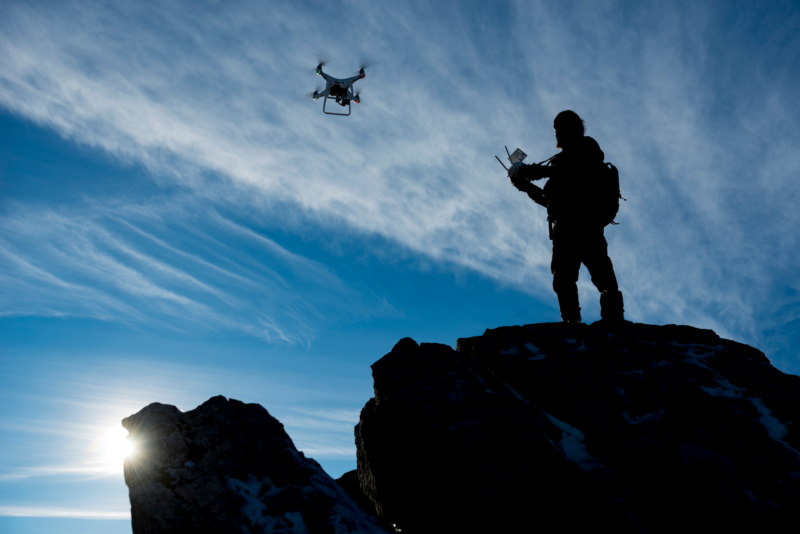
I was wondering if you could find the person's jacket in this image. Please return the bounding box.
[542,136,605,230]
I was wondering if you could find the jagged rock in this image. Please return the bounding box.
[355,323,800,533]
[122,396,389,534]
[335,470,378,518]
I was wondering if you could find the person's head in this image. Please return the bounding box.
[554,110,585,149]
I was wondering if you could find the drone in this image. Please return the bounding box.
[309,62,367,116]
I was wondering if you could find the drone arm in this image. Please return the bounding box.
[341,74,363,85]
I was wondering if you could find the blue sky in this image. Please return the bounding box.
[1,0,799,532]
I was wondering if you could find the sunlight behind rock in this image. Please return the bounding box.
[102,426,135,473]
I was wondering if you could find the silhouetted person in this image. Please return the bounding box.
[509,110,625,323]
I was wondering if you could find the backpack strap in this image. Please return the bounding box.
[538,154,558,166]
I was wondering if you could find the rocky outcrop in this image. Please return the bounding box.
[355,322,800,533]
[121,322,800,533]
[122,396,388,534]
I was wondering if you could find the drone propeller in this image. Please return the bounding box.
[305,55,331,75]
[303,86,325,100]
[352,58,377,78]
[353,87,368,105]
[359,57,377,70]
[312,54,333,73]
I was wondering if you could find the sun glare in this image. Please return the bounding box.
[102,426,135,472]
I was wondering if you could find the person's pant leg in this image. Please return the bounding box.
[581,231,618,293]
[551,235,582,322]
[582,230,624,320]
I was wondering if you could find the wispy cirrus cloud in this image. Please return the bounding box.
[0,506,129,519]
[0,198,387,344]
[0,465,113,482]
[280,408,363,458]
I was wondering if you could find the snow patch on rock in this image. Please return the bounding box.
[622,408,664,425]
[544,413,604,472]
[702,378,800,459]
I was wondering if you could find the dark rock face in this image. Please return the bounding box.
[122,396,388,534]
[335,470,377,518]
[355,323,800,533]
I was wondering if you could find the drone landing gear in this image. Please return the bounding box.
[323,95,351,116]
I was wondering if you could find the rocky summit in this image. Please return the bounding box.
[354,322,800,533]
[122,322,800,533]
[122,396,389,534]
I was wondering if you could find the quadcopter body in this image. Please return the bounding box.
[311,63,365,116]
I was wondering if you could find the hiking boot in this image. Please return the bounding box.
[556,292,581,323]
[561,306,582,321]
[600,290,625,322]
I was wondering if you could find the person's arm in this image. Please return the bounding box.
[511,163,550,181]
[525,183,548,207]
[510,176,548,207]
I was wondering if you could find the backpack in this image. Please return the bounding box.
[593,162,624,227]
[541,156,625,228]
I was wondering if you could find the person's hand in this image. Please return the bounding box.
[508,162,526,179]
[509,175,529,192]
